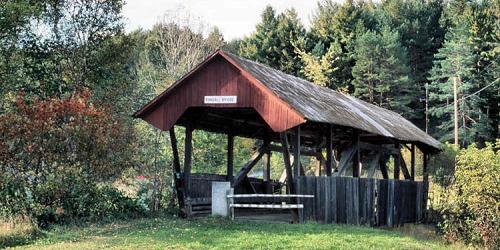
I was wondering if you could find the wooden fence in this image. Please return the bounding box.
[295,176,427,226]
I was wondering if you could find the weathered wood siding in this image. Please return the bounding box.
[141,55,304,132]
[295,176,427,226]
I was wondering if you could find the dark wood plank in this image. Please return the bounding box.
[335,145,357,176]
[393,143,400,180]
[169,128,185,208]
[410,144,415,181]
[227,134,234,181]
[293,126,301,177]
[281,133,295,195]
[379,157,389,179]
[353,177,360,225]
[337,177,346,223]
[183,126,193,200]
[400,154,412,180]
[325,177,331,223]
[326,124,333,176]
[367,153,381,178]
[331,177,337,223]
[232,146,265,188]
[352,130,360,177]
[387,180,395,227]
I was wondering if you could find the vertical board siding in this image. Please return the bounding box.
[295,176,426,227]
[142,56,304,132]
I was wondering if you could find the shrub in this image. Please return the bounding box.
[429,143,458,187]
[437,141,499,248]
[0,91,142,226]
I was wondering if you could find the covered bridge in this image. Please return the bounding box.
[134,50,441,225]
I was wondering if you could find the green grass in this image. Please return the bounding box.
[3,216,456,250]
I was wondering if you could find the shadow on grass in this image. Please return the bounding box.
[0,226,44,248]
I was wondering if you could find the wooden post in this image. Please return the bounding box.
[280,133,295,195]
[410,144,415,181]
[227,134,234,182]
[326,124,333,176]
[423,151,429,219]
[293,126,301,177]
[352,130,360,177]
[264,149,271,182]
[183,126,193,200]
[169,128,184,208]
[423,152,428,183]
[394,143,400,180]
[280,132,298,222]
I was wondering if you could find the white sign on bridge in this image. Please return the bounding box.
[204,95,237,104]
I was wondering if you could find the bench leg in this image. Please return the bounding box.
[231,207,235,220]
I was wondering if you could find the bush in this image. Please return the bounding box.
[436,141,499,248]
[0,91,142,226]
[429,143,458,187]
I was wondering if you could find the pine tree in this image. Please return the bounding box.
[303,0,366,92]
[239,6,305,76]
[428,23,481,146]
[378,0,445,128]
[351,27,414,117]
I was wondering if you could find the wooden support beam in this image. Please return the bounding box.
[264,150,271,182]
[269,144,317,156]
[335,144,357,176]
[316,151,326,176]
[352,130,361,177]
[183,126,193,199]
[393,143,400,180]
[227,134,234,182]
[326,124,333,176]
[400,154,412,180]
[379,156,389,179]
[423,152,428,183]
[232,146,265,188]
[359,142,399,155]
[367,152,381,178]
[280,133,295,194]
[292,126,301,177]
[169,128,184,208]
[410,144,415,181]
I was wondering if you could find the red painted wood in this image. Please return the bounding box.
[141,54,305,132]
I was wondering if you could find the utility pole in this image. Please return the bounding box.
[425,83,429,133]
[453,77,459,146]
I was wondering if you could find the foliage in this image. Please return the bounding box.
[0,91,141,226]
[428,23,482,146]
[239,6,306,76]
[352,27,415,118]
[428,143,458,187]
[434,141,500,248]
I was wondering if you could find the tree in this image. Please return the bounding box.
[380,0,446,127]
[0,0,130,113]
[239,6,305,76]
[428,23,483,146]
[301,0,369,92]
[352,27,415,117]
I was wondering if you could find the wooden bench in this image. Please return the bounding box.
[227,194,314,222]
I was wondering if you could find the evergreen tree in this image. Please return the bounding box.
[380,0,446,126]
[352,27,414,117]
[301,0,369,92]
[239,6,305,76]
[428,24,481,146]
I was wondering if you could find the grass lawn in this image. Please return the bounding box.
[2,216,456,249]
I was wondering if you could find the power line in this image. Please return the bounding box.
[464,77,499,99]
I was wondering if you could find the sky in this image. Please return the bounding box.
[122,0,322,40]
